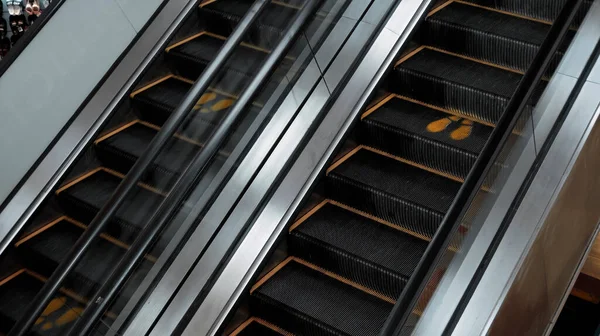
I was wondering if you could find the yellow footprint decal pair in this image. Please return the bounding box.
[34,297,83,331]
[193,92,234,113]
[426,115,473,141]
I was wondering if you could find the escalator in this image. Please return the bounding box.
[0,1,312,334]
[226,1,592,335]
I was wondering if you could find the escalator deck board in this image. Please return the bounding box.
[252,259,393,336]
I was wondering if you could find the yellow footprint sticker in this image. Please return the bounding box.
[194,92,236,114]
[34,297,83,331]
[426,115,473,141]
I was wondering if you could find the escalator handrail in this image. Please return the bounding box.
[379,0,585,334]
[63,0,322,334]
[6,1,272,334]
[0,0,67,77]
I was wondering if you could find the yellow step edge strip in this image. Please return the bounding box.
[130,74,175,98]
[394,45,524,75]
[15,217,158,263]
[95,120,140,145]
[454,0,552,25]
[0,268,26,287]
[362,146,464,183]
[360,94,396,120]
[166,31,207,52]
[427,0,455,17]
[230,317,292,336]
[251,256,396,305]
[394,94,496,128]
[329,200,432,243]
[325,146,362,175]
[26,270,119,320]
[289,199,329,232]
[361,93,493,130]
[56,167,168,197]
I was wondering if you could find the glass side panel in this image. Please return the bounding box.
[85,0,362,334]
[403,4,591,335]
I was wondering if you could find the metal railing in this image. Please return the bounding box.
[64,1,321,334]
[379,0,586,334]
[5,0,321,333]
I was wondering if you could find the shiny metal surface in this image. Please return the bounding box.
[452,70,600,336]
[119,2,372,335]
[179,0,431,334]
[0,0,199,255]
[411,3,600,334]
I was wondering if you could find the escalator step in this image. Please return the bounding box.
[230,318,287,336]
[16,218,152,312]
[131,76,263,145]
[0,271,85,336]
[289,202,428,298]
[95,121,200,189]
[167,32,293,83]
[390,47,524,124]
[423,2,550,72]
[461,0,593,24]
[198,0,298,51]
[56,169,164,244]
[360,96,492,179]
[251,259,393,336]
[326,148,461,239]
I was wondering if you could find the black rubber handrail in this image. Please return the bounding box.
[7,1,272,334]
[64,0,321,334]
[0,0,67,77]
[379,0,584,335]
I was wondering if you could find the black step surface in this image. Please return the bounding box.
[234,320,284,336]
[251,259,393,336]
[326,148,461,238]
[17,218,154,315]
[423,2,550,72]
[289,202,428,298]
[198,0,298,51]
[96,122,200,189]
[132,77,264,145]
[360,97,491,179]
[0,272,85,336]
[168,33,293,83]
[462,0,592,24]
[57,169,164,244]
[390,48,523,124]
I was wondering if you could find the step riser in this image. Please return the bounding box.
[250,295,342,336]
[95,145,180,190]
[57,196,138,244]
[461,0,591,25]
[289,232,407,298]
[421,22,566,76]
[359,122,477,180]
[198,8,285,52]
[18,248,100,299]
[326,175,443,239]
[422,21,539,72]
[388,68,515,125]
